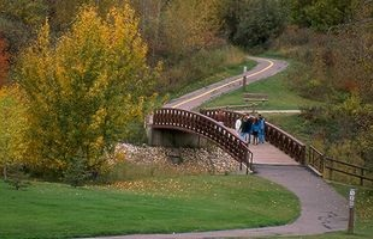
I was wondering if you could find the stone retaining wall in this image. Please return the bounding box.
[116,143,241,174]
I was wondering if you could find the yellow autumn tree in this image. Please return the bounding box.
[15,3,158,179]
[0,85,29,180]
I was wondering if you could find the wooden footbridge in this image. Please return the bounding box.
[150,108,306,173]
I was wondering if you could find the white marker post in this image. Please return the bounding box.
[348,188,356,234]
[243,66,247,91]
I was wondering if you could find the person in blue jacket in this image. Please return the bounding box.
[258,114,266,144]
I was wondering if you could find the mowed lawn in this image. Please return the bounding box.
[201,61,321,110]
[0,175,299,239]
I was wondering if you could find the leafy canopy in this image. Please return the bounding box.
[16,3,158,176]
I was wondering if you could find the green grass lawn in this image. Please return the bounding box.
[201,61,321,110]
[0,175,299,239]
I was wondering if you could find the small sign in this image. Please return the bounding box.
[348,188,357,233]
[349,189,356,208]
[243,66,247,73]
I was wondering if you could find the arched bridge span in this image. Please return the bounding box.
[151,108,253,172]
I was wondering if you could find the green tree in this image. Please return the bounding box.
[15,3,158,179]
[224,0,287,48]
[0,0,48,54]
[289,0,355,31]
[0,0,48,27]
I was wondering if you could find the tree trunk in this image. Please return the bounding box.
[3,164,7,181]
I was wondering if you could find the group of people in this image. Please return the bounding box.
[235,113,265,145]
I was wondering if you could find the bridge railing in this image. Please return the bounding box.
[199,109,239,128]
[200,109,306,164]
[152,108,253,172]
[265,122,306,164]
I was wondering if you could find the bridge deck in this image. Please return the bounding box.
[249,143,299,165]
[224,127,299,166]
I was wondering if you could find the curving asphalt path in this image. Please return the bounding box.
[164,56,288,110]
[87,57,348,239]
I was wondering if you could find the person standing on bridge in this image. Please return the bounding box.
[241,114,252,143]
[252,117,260,145]
[217,109,225,125]
[235,115,244,138]
[258,114,266,144]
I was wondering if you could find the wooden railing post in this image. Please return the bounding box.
[320,154,325,176]
[301,145,306,165]
[329,159,334,181]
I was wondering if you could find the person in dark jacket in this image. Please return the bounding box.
[241,114,252,143]
[251,117,260,145]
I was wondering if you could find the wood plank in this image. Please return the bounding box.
[249,143,299,165]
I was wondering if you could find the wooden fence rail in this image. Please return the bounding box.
[152,108,253,173]
[308,146,373,186]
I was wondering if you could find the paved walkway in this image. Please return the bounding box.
[87,56,349,239]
